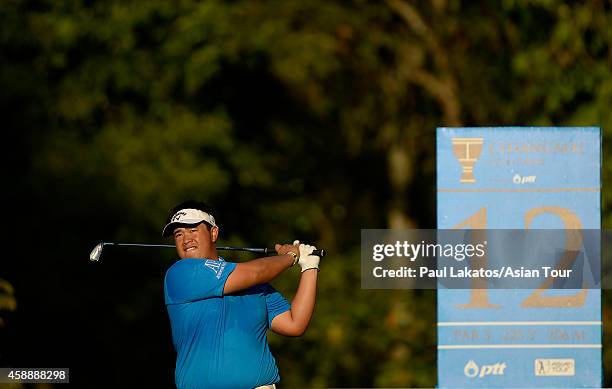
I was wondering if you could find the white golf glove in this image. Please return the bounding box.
[293,240,320,272]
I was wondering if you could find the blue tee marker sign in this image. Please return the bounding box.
[436,127,601,388]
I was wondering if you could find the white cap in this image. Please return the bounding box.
[162,208,217,237]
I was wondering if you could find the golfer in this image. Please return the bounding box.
[162,200,320,389]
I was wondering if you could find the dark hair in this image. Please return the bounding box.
[166,200,217,229]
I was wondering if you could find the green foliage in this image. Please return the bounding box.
[3,0,612,387]
[0,279,17,327]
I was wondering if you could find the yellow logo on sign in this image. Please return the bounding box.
[452,137,483,183]
[535,359,575,376]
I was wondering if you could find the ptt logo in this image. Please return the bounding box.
[513,174,536,184]
[464,359,507,378]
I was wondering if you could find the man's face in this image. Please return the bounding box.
[173,223,218,259]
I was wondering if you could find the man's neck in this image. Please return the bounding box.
[207,248,219,260]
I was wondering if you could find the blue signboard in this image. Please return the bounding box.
[437,127,601,388]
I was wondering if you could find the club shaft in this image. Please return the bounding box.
[101,242,325,257]
[106,243,174,248]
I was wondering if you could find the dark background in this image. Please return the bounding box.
[2,0,612,387]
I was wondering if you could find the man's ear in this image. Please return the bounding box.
[211,226,219,242]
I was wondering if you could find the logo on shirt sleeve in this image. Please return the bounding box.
[204,259,226,279]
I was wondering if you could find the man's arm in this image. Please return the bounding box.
[223,243,298,295]
[270,269,318,336]
[271,243,320,336]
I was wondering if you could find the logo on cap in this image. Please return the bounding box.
[171,211,187,222]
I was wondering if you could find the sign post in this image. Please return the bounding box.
[436,127,601,388]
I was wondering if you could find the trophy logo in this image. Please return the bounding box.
[452,137,483,183]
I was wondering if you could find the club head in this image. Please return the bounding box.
[89,243,104,262]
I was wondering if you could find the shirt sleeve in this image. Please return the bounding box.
[164,258,236,305]
[263,284,291,327]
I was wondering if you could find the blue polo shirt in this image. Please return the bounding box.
[164,258,290,389]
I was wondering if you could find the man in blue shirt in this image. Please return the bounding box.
[162,200,320,389]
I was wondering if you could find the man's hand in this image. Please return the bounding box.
[294,240,320,272]
[275,243,300,265]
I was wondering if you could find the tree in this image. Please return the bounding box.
[3,0,612,387]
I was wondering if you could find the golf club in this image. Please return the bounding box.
[89,242,326,262]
